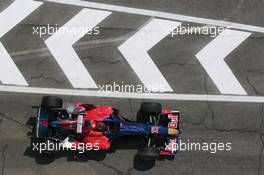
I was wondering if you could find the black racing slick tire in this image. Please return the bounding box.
[137,147,160,160]
[41,96,63,108]
[140,102,162,114]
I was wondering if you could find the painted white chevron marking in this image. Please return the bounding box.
[0,0,43,38]
[0,43,28,86]
[44,0,264,34]
[196,29,251,95]
[0,0,43,86]
[119,19,181,92]
[45,9,111,89]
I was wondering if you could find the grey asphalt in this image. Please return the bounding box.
[0,0,264,175]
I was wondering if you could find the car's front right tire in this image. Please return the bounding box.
[41,96,63,108]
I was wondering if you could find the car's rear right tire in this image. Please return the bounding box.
[140,102,162,114]
[137,102,162,123]
[41,96,63,108]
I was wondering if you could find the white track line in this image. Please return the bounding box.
[119,19,181,92]
[0,0,43,86]
[0,85,264,103]
[196,29,251,95]
[45,9,111,89]
[43,0,264,33]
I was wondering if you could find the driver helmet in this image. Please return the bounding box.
[96,122,106,131]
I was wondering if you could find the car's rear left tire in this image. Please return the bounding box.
[137,147,160,160]
[41,96,63,108]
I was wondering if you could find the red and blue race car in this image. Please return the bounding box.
[32,96,180,160]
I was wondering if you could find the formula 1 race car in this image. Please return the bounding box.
[32,96,180,160]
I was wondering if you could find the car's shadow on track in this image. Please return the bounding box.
[24,132,159,170]
[23,137,158,170]
[24,116,174,171]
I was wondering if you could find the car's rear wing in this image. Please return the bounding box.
[160,111,180,155]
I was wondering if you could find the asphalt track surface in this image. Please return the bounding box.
[0,0,264,175]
